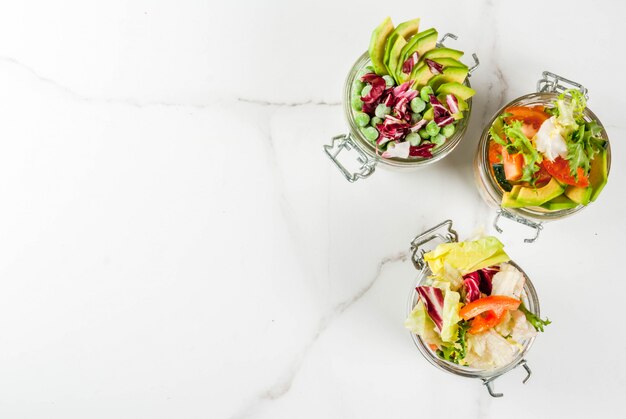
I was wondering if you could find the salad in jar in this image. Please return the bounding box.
[487,90,609,210]
[351,17,476,159]
[405,237,550,369]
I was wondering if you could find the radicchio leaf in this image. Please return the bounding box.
[435,115,455,127]
[478,267,499,295]
[446,94,460,114]
[381,140,410,159]
[409,142,436,157]
[402,51,420,75]
[360,73,386,106]
[425,59,444,75]
[463,271,481,303]
[429,95,450,118]
[416,286,445,331]
[409,119,427,133]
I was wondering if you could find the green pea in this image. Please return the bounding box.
[383,75,395,87]
[406,132,421,146]
[354,112,370,127]
[371,117,383,126]
[361,84,372,98]
[420,86,434,102]
[375,104,391,118]
[410,97,426,113]
[442,123,456,138]
[426,120,440,137]
[351,96,363,111]
[352,80,365,96]
[418,128,430,139]
[432,133,446,149]
[361,126,379,142]
[411,113,422,123]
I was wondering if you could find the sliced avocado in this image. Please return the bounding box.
[399,28,437,66]
[368,17,395,75]
[436,83,476,100]
[428,57,468,70]
[423,107,434,120]
[422,47,464,61]
[384,33,407,79]
[428,67,469,90]
[564,185,592,205]
[393,18,420,40]
[510,185,523,199]
[397,29,438,82]
[502,192,527,208]
[515,178,565,206]
[410,64,433,88]
[540,195,579,211]
[589,148,608,202]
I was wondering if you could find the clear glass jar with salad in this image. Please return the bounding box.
[474,72,611,242]
[406,220,550,397]
[324,17,479,182]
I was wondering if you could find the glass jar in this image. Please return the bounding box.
[474,72,611,242]
[324,33,479,182]
[407,220,540,397]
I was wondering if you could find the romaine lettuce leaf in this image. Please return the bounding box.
[440,282,462,343]
[491,262,525,299]
[424,237,510,277]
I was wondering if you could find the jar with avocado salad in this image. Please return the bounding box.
[324,17,479,182]
[406,220,548,397]
[474,72,611,243]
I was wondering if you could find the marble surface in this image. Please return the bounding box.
[0,1,625,417]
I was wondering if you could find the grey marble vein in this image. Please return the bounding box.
[230,251,408,419]
[237,98,341,107]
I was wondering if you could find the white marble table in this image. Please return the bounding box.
[0,1,625,417]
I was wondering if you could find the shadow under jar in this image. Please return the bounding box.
[324,33,479,182]
[407,220,540,397]
[474,72,611,243]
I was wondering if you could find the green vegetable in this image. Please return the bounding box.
[440,285,462,343]
[410,97,426,113]
[371,116,383,126]
[418,128,430,139]
[424,236,510,277]
[411,113,422,123]
[492,163,512,192]
[351,96,363,111]
[375,104,391,118]
[404,300,443,347]
[436,320,470,364]
[382,75,395,87]
[519,303,551,332]
[352,80,365,96]
[426,120,440,136]
[361,126,379,142]
[406,132,421,146]
[354,112,370,127]
[566,120,606,178]
[442,123,455,138]
[361,84,372,98]
[502,120,542,184]
[420,86,434,102]
[432,133,446,149]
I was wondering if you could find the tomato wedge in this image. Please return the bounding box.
[542,157,589,187]
[501,147,524,181]
[488,141,502,164]
[533,163,552,187]
[469,310,507,335]
[504,106,550,139]
[460,295,521,320]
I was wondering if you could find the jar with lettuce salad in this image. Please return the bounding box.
[324,17,479,182]
[406,221,549,397]
[474,72,610,242]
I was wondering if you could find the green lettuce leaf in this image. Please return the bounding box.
[502,120,542,183]
[437,320,470,364]
[424,236,510,277]
[519,302,551,332]
[404,300,443,346]
[440,283,462,343]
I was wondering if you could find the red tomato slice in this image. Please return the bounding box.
[504,106,550,139]
[542,157,589,187]
[488,141,502,165]
[533,164,552,187]
[501,148,524,181]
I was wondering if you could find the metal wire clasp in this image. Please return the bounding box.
[493,210,543,244]
[482,359,532,398]
[436,33,480,76]
[410,220,459,270]
[323,133,377,183]
[537,71,588,99]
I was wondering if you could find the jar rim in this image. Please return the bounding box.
[406,260,539,379]
[343,52,472,168]
[475,91,611,222]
